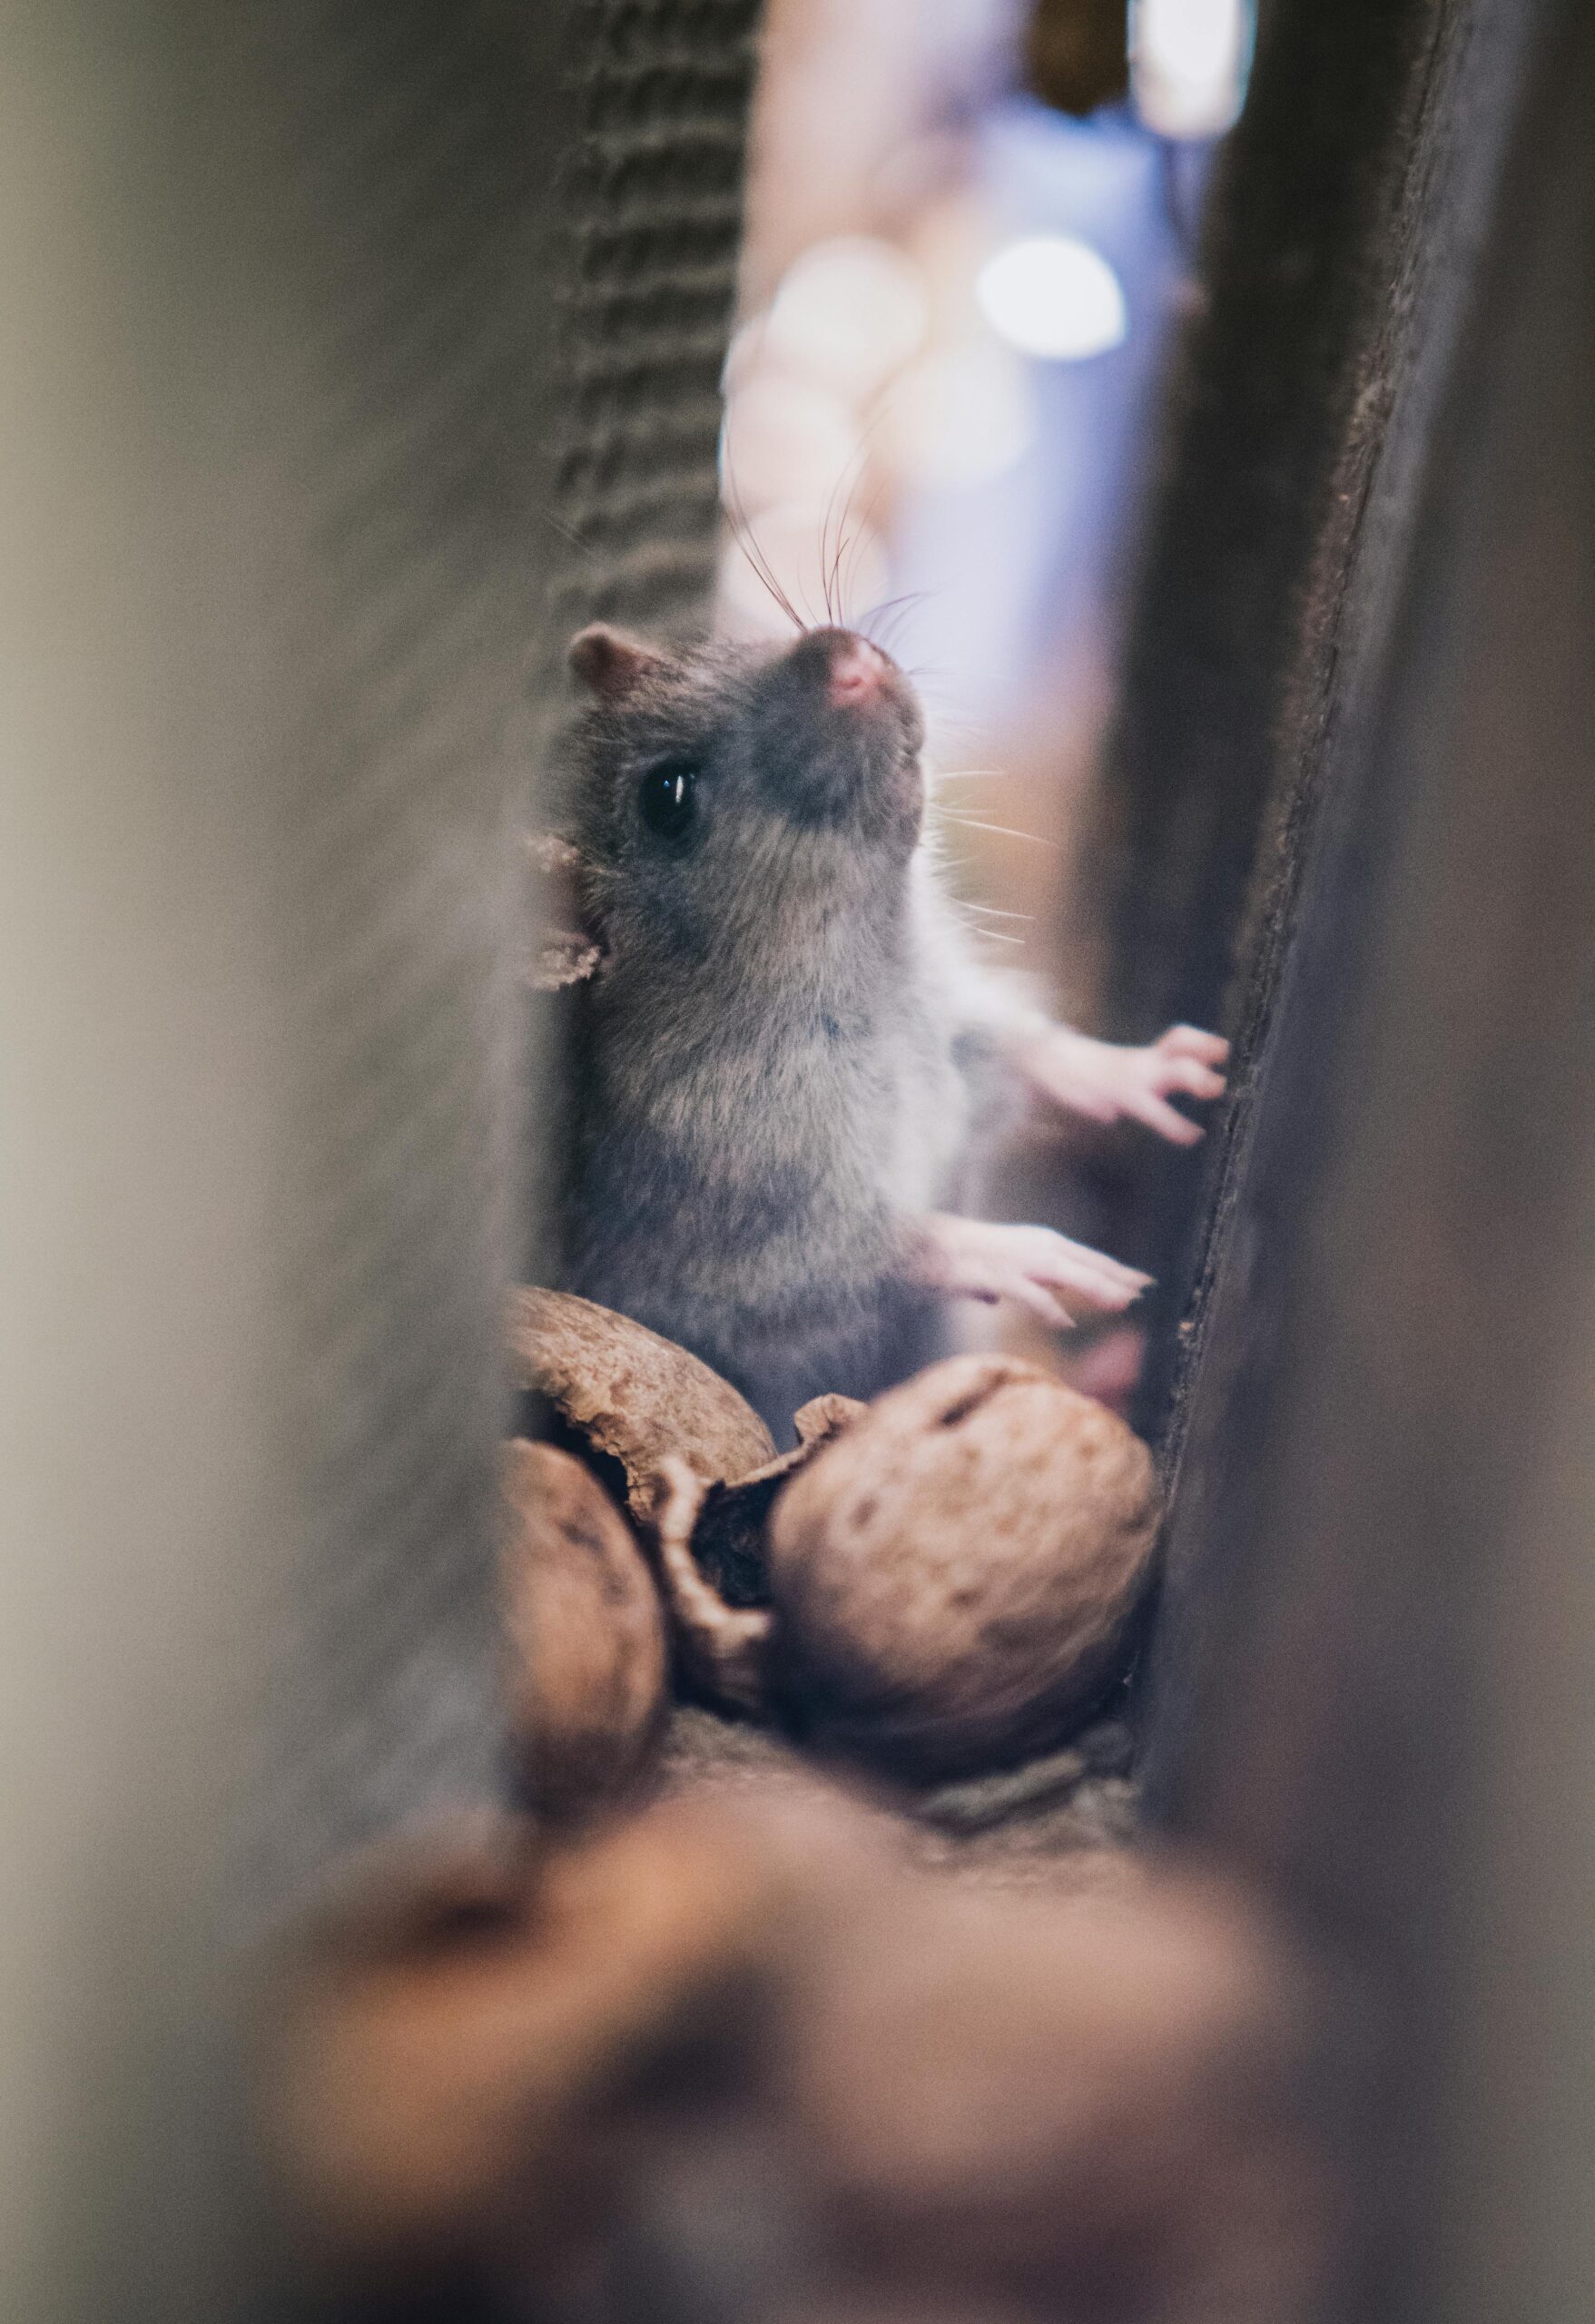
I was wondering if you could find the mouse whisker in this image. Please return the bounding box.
[936,811,1062,852]
[727,527,797,630]
[721,475,807,636]
[820,438,874,625]
[822,400,902,625]
[540,507,598,560]
[962,924,1028,947]
[960,901,1036,922]
[722,457,811,634]
[860,591,930,655]
[838,464,895,623]
[737,525,804,632]
[832,528,860,624]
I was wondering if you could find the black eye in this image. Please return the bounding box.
[637,756,699,843]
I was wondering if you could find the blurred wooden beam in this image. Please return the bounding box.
[0,4,573,2314]
[1137,2,1595,2312]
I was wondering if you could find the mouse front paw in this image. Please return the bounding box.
[906,1214,1152,1333]
[1015,1022,1229,1146]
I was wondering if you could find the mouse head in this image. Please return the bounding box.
[556,624,927,985]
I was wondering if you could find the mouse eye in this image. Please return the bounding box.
[636,755,699,844]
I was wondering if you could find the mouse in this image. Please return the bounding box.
[535,619,1227,1440]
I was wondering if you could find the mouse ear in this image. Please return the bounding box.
[567,623,665,702]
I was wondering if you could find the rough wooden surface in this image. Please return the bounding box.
[1136,2,1595,2313]
[1087,0,1532,1448]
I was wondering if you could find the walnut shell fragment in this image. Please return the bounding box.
[509,1286,775,1523]
[655,1356,1159,1782]
[500,1441,668,1826]
[690,1393,867,1607]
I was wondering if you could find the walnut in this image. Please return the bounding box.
[508,1285,776,1524]
[785,1856,1326,2319]
[260,1781,877,2284]
[499,1442,668,1826]
[687,1392,867,1605]
[654,1355,1159,1780]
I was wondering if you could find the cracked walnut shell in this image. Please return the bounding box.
[656,1355,1159,1781]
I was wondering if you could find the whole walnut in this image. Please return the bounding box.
[500,1440,668,1825]
[655,1356,1159,1782]
[783,1858,1327,2320]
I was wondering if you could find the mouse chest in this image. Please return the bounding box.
[729,995,969,1221]
[588,982,969,1225]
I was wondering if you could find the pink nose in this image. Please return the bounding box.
[826,637,888,708]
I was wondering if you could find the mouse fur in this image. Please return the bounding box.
[541,625,1016,1429]
[537,621,1224,1440]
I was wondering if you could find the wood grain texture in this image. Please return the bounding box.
[1137,2,1595,2312]
[1088,0,1533,1449]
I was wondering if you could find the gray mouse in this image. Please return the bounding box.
[537,620,1227,1439]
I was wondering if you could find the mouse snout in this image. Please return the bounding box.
[785,627,909,722]
[825,635,888,708]
[755,625,923,839]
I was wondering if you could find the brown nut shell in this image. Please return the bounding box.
[766,1355,1159,1781]
[690,1393,869,1607]
[508,1286,776,1522]
[787,1856,1326,2319]
[263,1800,785,2279]
[500,1441,668,1825]
[264,1787,1328,2321]
[263,1777,888,2282]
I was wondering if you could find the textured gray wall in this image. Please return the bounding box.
[0,1,765,2310]
[543,0,763,653]
[0,4,565,2315]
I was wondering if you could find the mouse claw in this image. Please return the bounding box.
[1014,1021,1228,1144]
[905,1215,1151,1332]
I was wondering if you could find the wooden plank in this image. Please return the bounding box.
[1140,3,1595,2311]
[1087,0,1534,1444]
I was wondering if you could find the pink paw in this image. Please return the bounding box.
[1019,1022,1229,1147]
[910,1214,1152,1334]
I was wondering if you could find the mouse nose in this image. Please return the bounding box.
[781,627,903,718]
[825,635,889,709]
[763,626,923,832]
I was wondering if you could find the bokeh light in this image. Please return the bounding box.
[884,342,1034,491]
[975,233,1128,362]
[763,234,930,399]
[1130,0,1255,140]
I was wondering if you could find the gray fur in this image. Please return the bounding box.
[549,625,1020,1437]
